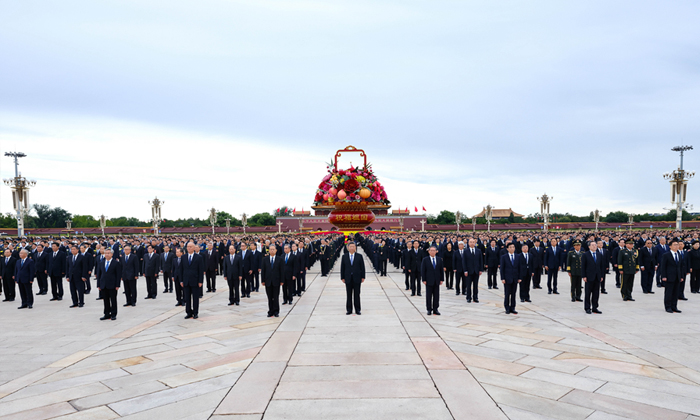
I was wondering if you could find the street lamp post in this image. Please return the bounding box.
[225,218,231,235]
[664,145,695,230]
[471,216,476,233]
[628,213,635,231]
[298,215,304,233]
[149,197,163,234]
[537,194,552,232]
[420,219,426,232]
[209,208,217,235]
[99,214,107,237]
[65,219,72,231]
[593,209,600,232]
[455,211,462,233]
[241,213,248,235]
[3,152,35,237]
[277,221,283,234]
[485,204,493,232]
[398,215,404,232]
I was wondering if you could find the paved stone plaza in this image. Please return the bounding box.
[1,250,700,419]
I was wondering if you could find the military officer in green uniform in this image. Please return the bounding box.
[617,239,639,301]
[567,241,584,302]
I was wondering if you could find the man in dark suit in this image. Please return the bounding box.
[421,246,444,315]
[340,242,365,315]
[659,240,684,313]
[47,242,66,301]
[80,244,94,295]
[251,242,262,292]
[238,242,254,298]
[293,243,306,295]
[408,240,423,297]
[33,244,49,295]
[224,244,241,306]
[581,242,604,314]
[655,237,670,287]
[544,239,561,295]
[160,245,174,293]
[66,245,88,308]
[530,239,544,289]
[204,242,219,293]
[121,246,140,306]
[142,245,160,299]
[179,242,204,319]
[500,243,521,314]
[402,243,412,291]
[485,240,500,290]
[463,238,483,303]
[596,240,610,294]
[518,244,534,303]
[172,247,185,306]
[262,244,284,317]
[319,240,330,276]
[282,244,298,305]
[639,239,657,294]
[96,249,122,320]
[14,249,36,309]
[1,249,17,302]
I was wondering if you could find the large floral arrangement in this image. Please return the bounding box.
[313,162,390,205]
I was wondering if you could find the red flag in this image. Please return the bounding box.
[414,206,418,212]
[276,208,280,214]
[405,207,408,212]
[422,206,426,211]
[293,207,296,213]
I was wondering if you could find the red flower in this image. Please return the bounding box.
[344,179,360,192]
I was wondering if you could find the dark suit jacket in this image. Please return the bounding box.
[47,251,66,277]
[14,257,36,284]
[34,251,49,273]
[529,246,544,269]
[581,251,604,282]
[518,252,534,278]
[463,247,483,274]
[160,251,174,272]
[499,253,520,284]
[142,252,160,276]
[420,256,444,286]
[121,253,140,281]
[282,252,298,281]
[172,256,184,282]
[638,246,657,270]
[97,259,122,289]
[485,247,500,267]
[261,255,284,287]
[1,256,17,280]
[453,249,466,273]
[544,247,563,270]
[179,252,204,287]
[340,253,365,284]
[67,254,88,281]
[407,248,424,272]
[237,251,253,277]
[204,250,219,271]
[223,253,240,280]
[659,251,682,282]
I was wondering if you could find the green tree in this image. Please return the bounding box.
[508,212,515,223]
[274,206,293,217]
[72,215,100,228]
[0,213,17,228]
[216,211,242,227]
[32,204,72,228]
[248,212,276,226]
[604,211,629,223]
[434,210,456,225]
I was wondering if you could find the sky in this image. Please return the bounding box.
[1,0,699,221]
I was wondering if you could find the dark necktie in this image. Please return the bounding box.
[593,252,596,262]
[675,253,678,263]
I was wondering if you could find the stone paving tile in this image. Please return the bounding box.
[280,365,430,382]
[560,389,689,420]
[273,379,440,399]
[263,398,453,420]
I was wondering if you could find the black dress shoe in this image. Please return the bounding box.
[70,304,78,308]
[111,316,116,320]
[123,303,130,307]
[548,291,552,294]
[96,297,102,300]
[282,302,288,305]
[673,309,682,313]
[100,316,110,320]
[235,302,239,305]
[511,311,518,314]
[267,314,273,317]
[50,298,57,301]
[163,289,168,293]
[571,298,575,302]
[411,293,416,296]
[592,309,602,314]
[493,287,499,290]
[505,310,510,314]
[474,299,479,303]
[525,299,531,303]
[433,311,441,315]
[193,314,199,319]
[576,298,583,302]
[228,303,234,306]
[466,299,472,303]
[84,291,90,294]
[185,314,193,319]
[601,291,608,294]
[427,311,432,315]
[679,297,688,301]
[274,314,279,317]
[666,309,674,313]
[417,293,422,296]
[28,305,32,309]
[17,305,27,309]
[521,299,525,303]
[586,309,592,314]
[356,311,361,315]
[649,291,655,294]
[145,296,152,299]
[553,291,559,294]
[628,298,635,301]
[346,311,352,315]
[456,292,460,295]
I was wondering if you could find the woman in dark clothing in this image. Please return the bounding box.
[443,242,454,290]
